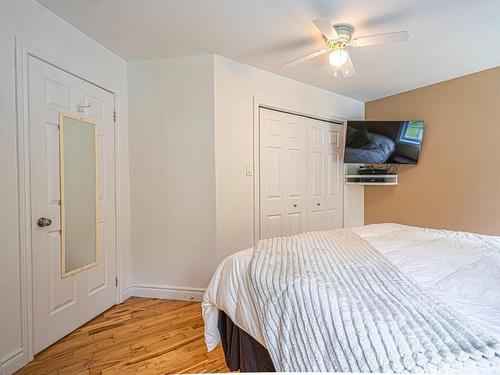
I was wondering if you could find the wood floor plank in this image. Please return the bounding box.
[16,297,229,375]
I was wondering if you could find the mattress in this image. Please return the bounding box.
[202,223,500,353]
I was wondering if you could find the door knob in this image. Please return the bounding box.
[37,217,52,227]
[293,204,297,208]
[317,203,321,206]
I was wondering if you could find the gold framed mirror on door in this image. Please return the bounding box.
[59,113,99,278]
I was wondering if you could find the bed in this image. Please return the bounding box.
[202,223,500,373]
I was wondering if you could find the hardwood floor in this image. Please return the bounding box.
[16,297,229,375]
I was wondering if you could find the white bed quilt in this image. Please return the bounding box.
[202,224,500,372]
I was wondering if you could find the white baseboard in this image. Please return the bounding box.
[121,284,205,302]
[120,285,134,302]
[1,348,26,375]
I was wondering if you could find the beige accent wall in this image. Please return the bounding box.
[365,67,500,235]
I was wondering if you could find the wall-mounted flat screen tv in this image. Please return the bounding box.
[344,120,424,164]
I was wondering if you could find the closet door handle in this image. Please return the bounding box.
[293,204,297,208]
[316,203,321,206]
[37,217,53,227]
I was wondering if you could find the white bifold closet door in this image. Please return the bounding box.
[259,107,344,239]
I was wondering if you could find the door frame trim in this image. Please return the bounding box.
[252,96,347,244]
[14,37,123,367]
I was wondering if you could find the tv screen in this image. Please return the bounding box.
[344,120,424,164]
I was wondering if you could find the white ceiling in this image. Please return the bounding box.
[37,0,500,101]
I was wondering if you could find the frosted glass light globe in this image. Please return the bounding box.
[329,49,348,67]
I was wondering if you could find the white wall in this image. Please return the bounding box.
[0,1,130,372]
[213,55,365,261]
[127,56,217,292]
[126,54,364,297]
[343,165,365,228]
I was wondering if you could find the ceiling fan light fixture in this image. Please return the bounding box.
[333,53,356,78]
[329,48,348,67]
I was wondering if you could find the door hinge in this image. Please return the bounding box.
[113,110,117,123]
[115,277,118,287]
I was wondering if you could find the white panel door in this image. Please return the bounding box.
[307,118,344,231]
[29,56,117,354]
[259,108,307,239]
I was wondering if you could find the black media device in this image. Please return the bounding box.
[357,166,391,175]
[353,177,387,183]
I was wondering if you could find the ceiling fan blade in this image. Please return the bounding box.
[282,48,328,68]
[312,18,339,40]
[333,53,356,78]
[352,31,409,47]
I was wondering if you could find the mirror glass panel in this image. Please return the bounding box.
[60,114,98,277]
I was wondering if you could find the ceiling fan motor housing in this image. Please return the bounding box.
[332,23,355,43]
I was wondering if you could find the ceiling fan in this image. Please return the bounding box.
[283,19,409,78]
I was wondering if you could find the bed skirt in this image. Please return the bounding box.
[218,310,275,372]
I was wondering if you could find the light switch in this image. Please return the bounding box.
[246,164,253,176]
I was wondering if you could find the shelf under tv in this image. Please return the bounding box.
[344,174,398,186]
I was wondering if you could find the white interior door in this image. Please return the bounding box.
[307,118,344,231]
[29,56,117,354]
[259,108,307,239]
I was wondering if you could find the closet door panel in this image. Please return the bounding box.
[260,111,285,239]
[265,214,284,238]
[284,114,307,236]
[265,146,284,213]
[311,151,325,197]
[307,118,344,231]
[260,108,307,239]
[325,126,343,229]
[286,148,305,235]
[308,120,325,231]
[309,150,326,230]
[311,212,326,231]
[287,212,303,235]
